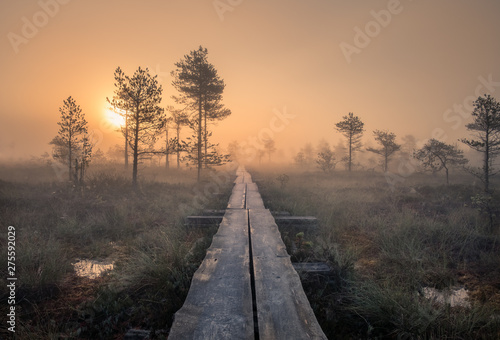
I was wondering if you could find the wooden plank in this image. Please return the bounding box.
[234,165,248,184]
[249,209,327,340]
[227,183,246,209]
[169,209,254,340]
[246,182,265,209]
[242,172,254,184]
[274,216,318,228]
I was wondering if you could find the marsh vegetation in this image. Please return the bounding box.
[0,163,232,338]
[255,168,500,339]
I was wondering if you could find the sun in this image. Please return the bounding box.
[104,108,126,128]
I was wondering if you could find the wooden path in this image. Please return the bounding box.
[169,167,327,340]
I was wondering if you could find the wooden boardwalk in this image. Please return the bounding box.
[169,167,327,340]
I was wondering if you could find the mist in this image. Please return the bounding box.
[2,1,500,339]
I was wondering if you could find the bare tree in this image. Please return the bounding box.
[335,112,364,171]
[461,95,500,192]
[108,66,165,187]
[50,96,91,183]
[414,139,468,185]
[367,130,401,172]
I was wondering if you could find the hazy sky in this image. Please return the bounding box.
[1,0,500,161]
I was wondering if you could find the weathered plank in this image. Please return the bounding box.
[169,209,254,340]
[246,182,265,209]
[227,183,246,209]
[274,216,318,228]
[171,166,326,339]
[249,208,327,340]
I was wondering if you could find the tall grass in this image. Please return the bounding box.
[0,163,233,338]
[254,168,500,339]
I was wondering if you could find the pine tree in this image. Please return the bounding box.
[108,66,165,187]
[50,96,91,183]
[316,142,336,173]
[367,130,401,172]
[171,46,231,180]
[414,139,468,185]
[169,107,190,168]
[461,95,500,192]
[335,112,364,171]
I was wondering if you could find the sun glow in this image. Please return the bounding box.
[104,108,126,128]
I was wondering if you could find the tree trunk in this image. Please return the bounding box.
[177,126,181,168]
[197,98,202,182]
[74,158,79,184]
[68,137,72,181]
[348,134,352,172]
[204,100,208,169]
[165,125,169,169]
[445,166,449,185]
[132,108,140,187]
[484,131,490,192]
[80,159,84,185]
[124,110,129,169]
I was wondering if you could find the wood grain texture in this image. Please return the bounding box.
[249,208,327,340]
[227,183,246,209]
[169,209,254,340]
[246,182,265,209]
[170,167,326,339]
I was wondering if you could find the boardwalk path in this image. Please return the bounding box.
[169,167,327,340]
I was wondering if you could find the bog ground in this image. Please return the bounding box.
[1,163,500,339]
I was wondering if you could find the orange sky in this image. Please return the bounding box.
[1,0,500,162]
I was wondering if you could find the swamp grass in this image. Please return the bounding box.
[254,167,500,339]
[0,163,233,338]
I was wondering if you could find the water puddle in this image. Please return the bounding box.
[422,287,470,308]
[72,259,114,279]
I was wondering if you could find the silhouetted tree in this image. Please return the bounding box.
[203,93,231,167]
[169,107,189,168]
[108,67,165,187]
[227,140,242,162]
[401,134,417,156]
[50,96,91,183]
[367,130,401,172]
[92,148,106,164]
[119,109,130,169]
[461,95,500,192]
[414,139,468,185]
[172,46,230,180]
[316,143,336,173]
[257,149,266,165]
[164,117,178,168]
[263,138,276,162]
[303,143,315,166]
[106,144,124,162]
[335,112,364,171]
[294,150,307,167]
[108,104,131,168]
